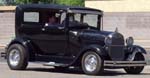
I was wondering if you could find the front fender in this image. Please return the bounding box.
[127,45,146,61]
[133,45,147,54]
[79,45,106,58]
[70,44,106,66]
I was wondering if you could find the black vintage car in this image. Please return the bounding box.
[3,4,147,75]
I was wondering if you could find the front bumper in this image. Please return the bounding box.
[104,61,147,67]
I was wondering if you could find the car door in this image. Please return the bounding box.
[39,24,67,55]
[35,12,68,55]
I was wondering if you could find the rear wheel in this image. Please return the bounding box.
[81,51,104,75]
[124,53,145,74]
[7,44,29,70]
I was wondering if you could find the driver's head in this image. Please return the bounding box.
[48,16,56,24]
[48,12,57,24]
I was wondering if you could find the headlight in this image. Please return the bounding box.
[126,37,134,46]
[105,36,112,45]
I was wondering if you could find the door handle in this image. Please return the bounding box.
[42,28,45,31]
[58,27,64,30]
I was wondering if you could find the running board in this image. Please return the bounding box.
[43,62,69,67]
[104,61,147,67]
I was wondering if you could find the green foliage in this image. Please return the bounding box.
[55,0,84,6]
[15,0,54,4]
[9,0,85,6]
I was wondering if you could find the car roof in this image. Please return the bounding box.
[17,4,103,13]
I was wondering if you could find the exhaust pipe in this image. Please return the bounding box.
[1,52,6,59]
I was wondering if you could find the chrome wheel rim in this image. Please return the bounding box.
[84,54,98,72]
[9,49,20,66]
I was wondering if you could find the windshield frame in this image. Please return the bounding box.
[68,9,102,15]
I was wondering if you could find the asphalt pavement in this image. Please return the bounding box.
[0,62,150,78]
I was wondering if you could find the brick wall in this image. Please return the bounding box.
[0,12,150,49]
[103,12,150,48]
[0,12,15,46]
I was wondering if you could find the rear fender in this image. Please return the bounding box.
[6,37,35,61]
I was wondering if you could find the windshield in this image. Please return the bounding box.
[68,13,100,28]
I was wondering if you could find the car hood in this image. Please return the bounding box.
[70,29,113,42]
[81,29,113,41]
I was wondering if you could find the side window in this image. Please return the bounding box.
[83,14,98,27]
[24,12,39,23]
[74,14,81,22]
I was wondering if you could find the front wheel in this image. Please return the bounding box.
[7,44,29,70]
[124,53,145,74]
[81,51,104,75]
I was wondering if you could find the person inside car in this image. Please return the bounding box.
[48,15,58,25]
[45,13,59,26]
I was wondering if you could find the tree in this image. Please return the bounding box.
[15,0,54,4]
[0,0,16,5]
[55,0,84,6]
[15,0,84,6]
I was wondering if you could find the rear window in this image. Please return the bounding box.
[24,12,39,22]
